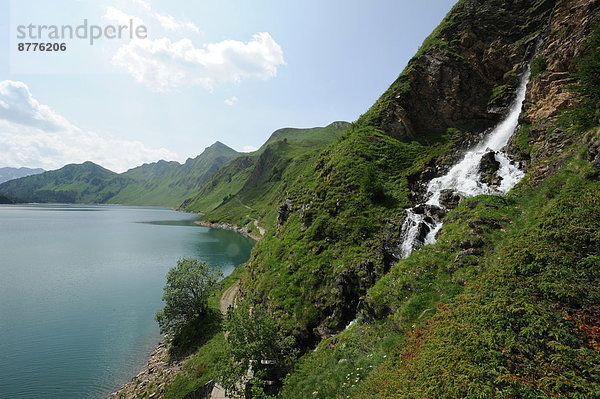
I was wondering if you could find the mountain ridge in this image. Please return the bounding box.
[0,166,45,184]
[0,141,239,206]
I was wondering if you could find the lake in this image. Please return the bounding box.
[0,204,254,399]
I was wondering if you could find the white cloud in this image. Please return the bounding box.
[131,0,151,10]
[112,32,285,92]
[128,0,199,33]
[0,81,177,172]
[154,13,199,33]
[0,81,70,132]
[103,6,145,29]
[242,145,258,153]
[224,96,238,106]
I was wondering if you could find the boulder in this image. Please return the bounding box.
[413,204,447,221]
[479,150,502,187]
[454,248,483,262]
[438,189,463,209]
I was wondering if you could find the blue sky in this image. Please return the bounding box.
[0,0,456,172]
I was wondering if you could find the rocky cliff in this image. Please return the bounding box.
[511,0,600,180]
[358,0,555,139]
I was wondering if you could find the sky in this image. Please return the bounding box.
[0,0,456,172]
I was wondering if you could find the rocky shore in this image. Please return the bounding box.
[195,220,263,241]
[108,339,189,399]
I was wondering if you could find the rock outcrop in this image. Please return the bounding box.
[513,0,600,179]
[359,0,556,141]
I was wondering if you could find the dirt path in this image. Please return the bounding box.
[210,282,240,399]
[220,283,239,315]
[237,198,253,210]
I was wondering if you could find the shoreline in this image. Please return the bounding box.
[109,221,256,398]
[194,220,263,241]
[107,337,191,399]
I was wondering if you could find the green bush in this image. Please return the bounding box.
[155,258,222,356]
[530,55,547,78]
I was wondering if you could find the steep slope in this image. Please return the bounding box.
[142,1,600,397]
[357,0,555,139]
[277,0,600,397]
[181,122,350,231]
[234,0,557,347]
[0,167,45,184]
[110,142,239,206]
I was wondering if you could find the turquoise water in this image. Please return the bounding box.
[0,204,254,399]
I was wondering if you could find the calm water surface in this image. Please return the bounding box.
[0,204,254,399]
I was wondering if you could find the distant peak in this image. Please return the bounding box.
[205,141,237,153]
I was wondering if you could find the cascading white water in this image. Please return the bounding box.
[399,63,531,258]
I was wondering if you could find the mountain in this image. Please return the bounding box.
[0,167,44,184]
[0,142,239,206]
[0,194,19,204]
[146,0,600,398]
[181,122,350,230]
[0,162,132,203]
[110,141,240,206]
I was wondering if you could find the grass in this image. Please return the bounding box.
[356,154,600,397]
[530,54,547,78]
[183,123,350,230]
[512,122,533,157]
[277,133,600,398]
[489,84,509,106]
[236,125,479,344]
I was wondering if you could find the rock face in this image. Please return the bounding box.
[514,0,600,179]
[359,0,556,141]
[523,0,600,124]
[479,150,502,187]
[438,189,463,210]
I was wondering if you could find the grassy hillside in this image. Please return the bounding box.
[277,134,600,398]
[0,142,239,207]
[0,162,133,203]
[181,122,350,230]
[227,0,556,345]
[157,1,600,398]
[111,141,239,206]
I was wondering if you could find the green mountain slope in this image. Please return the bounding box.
[0,142,239,207]
[110,141,239,206]
[0,161,132,203]
[156,0,600,398]
[234,0,557,345]
[181,122,350,231]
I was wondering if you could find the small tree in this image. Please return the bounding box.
[155,258,222,336]
[217,301,297,398]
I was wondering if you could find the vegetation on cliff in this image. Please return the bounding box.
[160,1,600,398]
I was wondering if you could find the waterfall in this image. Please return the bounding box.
[399,63,530,258]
